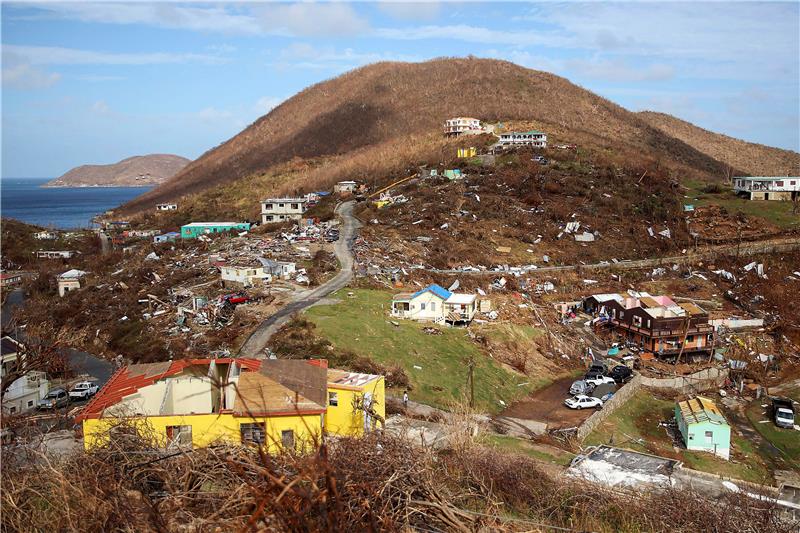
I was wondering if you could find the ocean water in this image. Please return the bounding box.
[0,178,153,229]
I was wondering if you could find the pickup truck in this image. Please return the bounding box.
[771,397,796,429]
[69,381,99,400]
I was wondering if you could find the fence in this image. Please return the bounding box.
[576,367,730,441]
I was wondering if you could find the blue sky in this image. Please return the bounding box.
[2,1,798,178]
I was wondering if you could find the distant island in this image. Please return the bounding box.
[43,154,190,188]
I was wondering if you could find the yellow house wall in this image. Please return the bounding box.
[83,412,322,453]
[325,377,386,437]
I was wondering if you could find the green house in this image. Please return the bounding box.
[675,396,731,460]
[180,222,251,239]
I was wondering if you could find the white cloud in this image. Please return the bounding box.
[566,59,675,83]
[2,63,61,90]
[274,42,420,70]
[254,96,283,115]
[378,1,442,21]
[255,3,369,37]
[375,24,566,47]
[3,44,226,66]
[91,100,110,114]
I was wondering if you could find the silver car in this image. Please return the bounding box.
[569,380,594,396]
[37,388,69,410]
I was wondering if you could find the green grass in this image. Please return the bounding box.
[745,387,800,464]
[305,288,534,413]
[481,434,575,466]
[683,178,799,228]
[585,389,772,484]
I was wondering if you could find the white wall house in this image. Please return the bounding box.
[220,264,272,287]
[261,198,307,224]
[334,181,358,193]
[156,203,178,211]
[2,371,49,415]
[732,176,800,201]
[391,285,478,324]
[498,130,547,148]
[36,250,75,259]
[57,269,87,297]
[262,259,296,280]
[444,117,483,136]
[33,231,58,240]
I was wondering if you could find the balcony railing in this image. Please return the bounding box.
[609,318,713,338]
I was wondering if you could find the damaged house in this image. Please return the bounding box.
[77,358,384,451]
[589,294,714,358]
[733,176,800,201]
[391,284,478,325]
[57,269,87,297]
[675,396,731,460]
[220,262,272,288]
[261,197,307,224]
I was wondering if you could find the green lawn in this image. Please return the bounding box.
[585,389,773,484]
[683,178,799,228]
[481,434,575,466]
[305,288,535,413]
[745,386,800,465]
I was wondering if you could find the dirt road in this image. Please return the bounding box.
[501,376,595,429]
[238,200,361,357]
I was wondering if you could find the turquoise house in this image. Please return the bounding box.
[180,222,251,239]
[675,396,731,460]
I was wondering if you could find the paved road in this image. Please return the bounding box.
[238,200,361,357]
[428,236,800,276]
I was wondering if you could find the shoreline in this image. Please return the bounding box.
[40,183,162,189]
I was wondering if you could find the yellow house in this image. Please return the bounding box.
[78,358,328,453]
[326,369,385,437]
[457,147,477,158]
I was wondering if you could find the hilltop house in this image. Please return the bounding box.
[732,176,800,201]
[1,336,50,415]
[443,117,483,136]
[156,203,178,211]
[77,358,384,451]
[261,197,307,224]
[57,269,87,297]
[153,232,180,244]
[498,130,548,148]
[262,259,296,280]
[220,262,271,287]
[35,250,75,259]
[675,396,731,459]
[586,293,714,358]
[1,272,23,287]
[180,222,251,239]
[391,284,479,325]
[33,231,57,240]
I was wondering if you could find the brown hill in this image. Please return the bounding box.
[45,154,190,188]
[638,111,800,177]
[120,57,794,213]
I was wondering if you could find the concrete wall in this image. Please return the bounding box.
[576,367,730,441]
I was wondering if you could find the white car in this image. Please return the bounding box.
[69,381,99,400]
[584,375,616,387]
[564,395,604,410]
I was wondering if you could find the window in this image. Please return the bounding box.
[8,406,16,414]
[420,303,426,311]
[776,181,784,187]
[265,215,274,221]
[633,315,643,327]
[688,433,694,440]
[329,392,339,407]
[27,400,34,408]
[291,203,299,209]
[264,204,273,210]
[281,429,295,449]
[279,203,285,207]
[687,335,694,342]
[430,302,436,312]
[240,422,266,444]
[704,430,713,443]
[166,425,192,447]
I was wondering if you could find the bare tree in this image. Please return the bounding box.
[1,322,68,403]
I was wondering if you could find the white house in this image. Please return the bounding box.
[498,130,548,148]
[156,203,178,211]
[261,197,307,224]
[33,231,58,240]
[261,259,296,280]
[2,371,50,415]
[732,176,800,201]
[391,285,479,324]
[220,263,272,287]
[57,269,87,297]
[334,181,358,194]
[0,272,23,287]
[444,117,483,136]
[36,250,75,259]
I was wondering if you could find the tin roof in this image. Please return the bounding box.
[327,368,381,389]
[412,284,452,300]
[677,396,728,426]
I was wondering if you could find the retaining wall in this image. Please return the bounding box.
[576,375,643,441]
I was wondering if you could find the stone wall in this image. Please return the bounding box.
[576,375,643,441]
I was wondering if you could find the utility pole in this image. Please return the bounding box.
[467,356,475,409]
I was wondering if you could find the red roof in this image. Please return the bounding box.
[75,358,323,422]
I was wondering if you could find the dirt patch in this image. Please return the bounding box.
[501,376,595,429]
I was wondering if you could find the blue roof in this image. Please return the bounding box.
[413,284,452,300]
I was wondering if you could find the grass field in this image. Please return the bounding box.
[305,288,537,413]
[481,434,575,466]
[745,386,800,465]
[684,178,799,228]
[585,389,773,484]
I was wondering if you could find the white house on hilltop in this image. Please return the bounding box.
[498,130,547,148]
[261,198,307,224]
[443,117,484,136]
[391,284,479,324]
[732,176,799,201]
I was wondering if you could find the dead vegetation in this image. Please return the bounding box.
[1,427,794,533]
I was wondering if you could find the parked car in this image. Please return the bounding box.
[570,380,595,396]
[771,397,796,429]
[564,395,603,410]
[584,375,616,387]
[37,388,69,410]
[610,365,634,384]
[69,381,99,400]
[588,361,609,375]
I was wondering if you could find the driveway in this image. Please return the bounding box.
[238,200,361,357]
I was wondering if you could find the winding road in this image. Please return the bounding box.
[238,200,361,357]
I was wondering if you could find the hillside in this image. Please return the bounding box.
[120,57,765,213]
[638,111,800,177]
[44,154,190,188]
